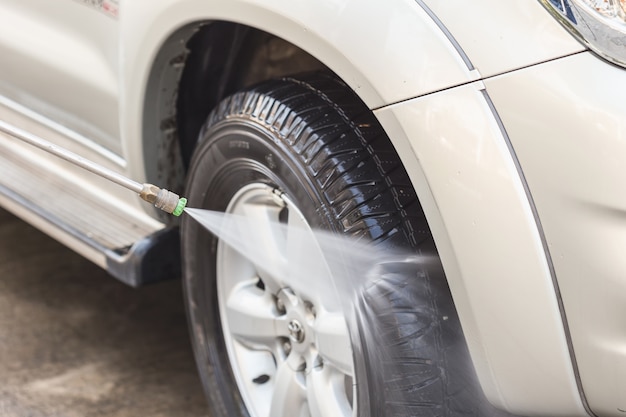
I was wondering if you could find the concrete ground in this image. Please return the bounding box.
[0,209,209,417]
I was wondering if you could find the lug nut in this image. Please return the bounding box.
[282,340,292,355]
[275,297,286,314]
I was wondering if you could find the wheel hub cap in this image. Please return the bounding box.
[288,320,305,343]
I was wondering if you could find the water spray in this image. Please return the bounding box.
[0,121,187,217]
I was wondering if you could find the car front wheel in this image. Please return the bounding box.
[181,74,504,417]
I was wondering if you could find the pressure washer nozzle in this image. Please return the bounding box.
[172,198,187,217]
[139,184,187,217]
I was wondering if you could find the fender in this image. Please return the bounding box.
[376,83,588,416]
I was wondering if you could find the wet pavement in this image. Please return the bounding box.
[0,209,209,417]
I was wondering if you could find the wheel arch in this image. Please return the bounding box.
[120,0,474,200]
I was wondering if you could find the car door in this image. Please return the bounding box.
[0,0,122,155]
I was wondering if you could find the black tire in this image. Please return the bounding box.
[181,73,506,417]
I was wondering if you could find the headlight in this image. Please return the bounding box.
[540,0,626,67]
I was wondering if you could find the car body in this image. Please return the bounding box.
[0,0,624,416]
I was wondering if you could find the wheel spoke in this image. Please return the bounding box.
[306,366,352,417]
[285,211,340,309]
[315,313,354,376]
[225,281,284,349]
[236,201,288,291]
[268,360,307,417]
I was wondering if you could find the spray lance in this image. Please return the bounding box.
[0,121,187,217]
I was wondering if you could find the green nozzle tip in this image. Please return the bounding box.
[172,197,187,217]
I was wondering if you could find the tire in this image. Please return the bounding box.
[181,73,506,417]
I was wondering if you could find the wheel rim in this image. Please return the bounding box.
[217,183,356,417]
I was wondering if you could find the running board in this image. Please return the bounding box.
[0,124,181,287]
[106,227,181,287]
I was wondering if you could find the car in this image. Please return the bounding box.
[0,0,624,416]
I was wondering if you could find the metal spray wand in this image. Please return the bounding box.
[0,121,187,217]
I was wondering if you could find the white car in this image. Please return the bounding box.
[0,0,624,416]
